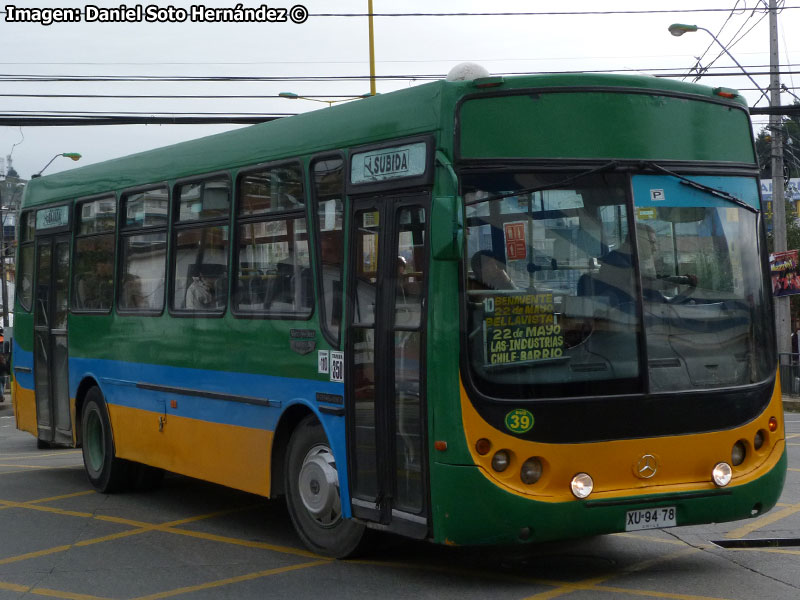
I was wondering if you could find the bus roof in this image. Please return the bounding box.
[22,72,748,208]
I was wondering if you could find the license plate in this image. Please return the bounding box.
[625,506,676,531]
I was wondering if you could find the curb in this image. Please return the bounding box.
[782,396,800,413]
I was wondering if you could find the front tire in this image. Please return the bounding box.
[285,415,366,558]
[81,387,129,493]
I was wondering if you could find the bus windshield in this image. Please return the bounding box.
[463,171,775,400]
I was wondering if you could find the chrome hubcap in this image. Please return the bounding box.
[298,444,342,527]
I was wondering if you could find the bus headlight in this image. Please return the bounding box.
[520,458,543,485]
[731,441,746,466]
[492,450,510,472]
[712,462,732,487]
[753,430,765,451]
[570,473,593,499]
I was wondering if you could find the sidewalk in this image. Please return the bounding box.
[783,394,800,412]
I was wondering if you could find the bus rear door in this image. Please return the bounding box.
[33,233,73,447]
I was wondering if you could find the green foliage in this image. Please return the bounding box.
[756,102,800,178]
[766,200,800,254]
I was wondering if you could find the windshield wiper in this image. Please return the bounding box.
[466,160,620,206]
[640,161,758,214]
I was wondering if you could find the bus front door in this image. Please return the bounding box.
[347,196,429,538]
[33,235,72,446]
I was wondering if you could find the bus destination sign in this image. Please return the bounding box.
[482,292,564,366]
[36,205,70,230]
[351,141,427,185]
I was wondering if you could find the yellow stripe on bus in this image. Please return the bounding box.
[108,403,273,497]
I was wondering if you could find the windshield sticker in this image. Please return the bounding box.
[504,221,527,261]
[505,408,534,434]
[633,175,759,210]
[483,292,564,366]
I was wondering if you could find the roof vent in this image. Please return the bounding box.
[446,62,490,82]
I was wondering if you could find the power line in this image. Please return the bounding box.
[2,67,800,83]
[2,7,799,18]
[311,7,800,16]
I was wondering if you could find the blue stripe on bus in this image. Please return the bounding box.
[68,356,344,430]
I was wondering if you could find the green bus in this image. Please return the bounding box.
[14,67,786,557]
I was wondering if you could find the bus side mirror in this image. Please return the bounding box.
[431,195,464,261]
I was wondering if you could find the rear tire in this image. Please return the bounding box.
[285,415,366,558]
[81,387,129,493]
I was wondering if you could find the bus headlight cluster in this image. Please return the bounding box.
[712,462,732,487]
[570,472,594,499]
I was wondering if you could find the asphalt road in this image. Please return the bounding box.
[1,396,799,600]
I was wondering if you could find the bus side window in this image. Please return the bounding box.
[118,187,169,314]
[312,156,345,344]
[234,162,311,318]
[73,196,116,313]
[171,178,231,314]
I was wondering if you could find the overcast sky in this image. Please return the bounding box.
[1,0,798,180]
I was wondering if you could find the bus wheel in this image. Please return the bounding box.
[285,415,366,558]
[81,387,128,493]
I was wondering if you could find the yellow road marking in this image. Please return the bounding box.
[725,502,800,539]
[0,465,81,477]
[0,451,82,460]
[0,463,78,470]
[786,433,800,440]
[27,490,95,504]
[727,547,800,556]
[522,547,703,600]
[18,587,110,600]
[612,532,694,547]
[789,468,800,472]
[0,580,29,592]
[158,526,322,559]
[577,585,731,599]
[0,544,75,566]
[0,501,318,568]
[131,560,330,600]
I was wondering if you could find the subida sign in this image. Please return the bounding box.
[351,142,427,185]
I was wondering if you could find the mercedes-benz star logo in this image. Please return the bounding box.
[635,454,658,479]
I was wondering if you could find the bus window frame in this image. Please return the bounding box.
[310,151,346,348]
[72,193,117,315]
[16,209,37,313]
[345,135,436,196]
[231,158,314,321]
[116,183,170,318]
[168,171,233,319]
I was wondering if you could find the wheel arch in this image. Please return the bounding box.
[270,402,317,498]
[74,376,101,447]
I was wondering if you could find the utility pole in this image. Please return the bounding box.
[367,0,376,96]
[0,188,7,330]
[770,0,790,355]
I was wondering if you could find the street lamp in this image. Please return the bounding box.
[31,152,81,178]
[668,23,768,100]
[278,92,372,107]
[670,16,791,357]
